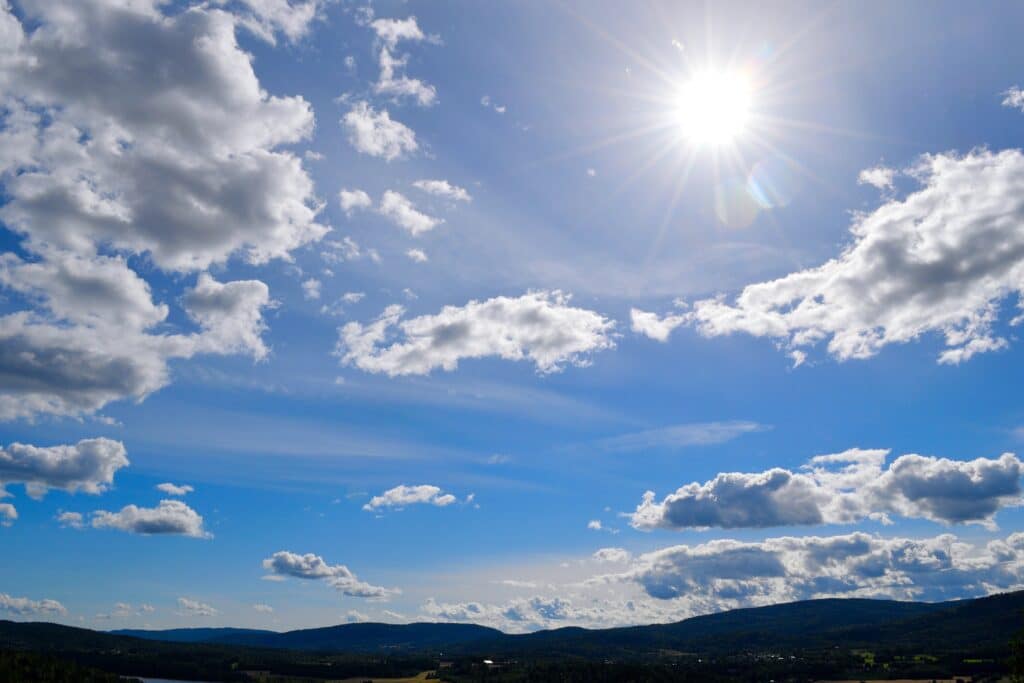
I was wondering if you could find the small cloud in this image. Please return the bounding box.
[406,248,428,263]
[412,179,472,202]
[302,278,322,301]
[1003,85,1024,111]
[253,603,274,613]
[342,291,366,304]
[586,168,596,177]
[339,188,373,215]
[177,597,218,617]
[156,483,193,497]
[858,165,896,190]
[57,511,84,529]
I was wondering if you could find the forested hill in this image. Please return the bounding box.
[100,589,1024,657]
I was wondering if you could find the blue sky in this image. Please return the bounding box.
[3,0,1024,632]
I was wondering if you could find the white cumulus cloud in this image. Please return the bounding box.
[363,484,457,511]
[336,292,616,376]
[92,499,211,538]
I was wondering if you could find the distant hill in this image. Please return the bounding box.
[115,621,503,652]
[95,589,1024,657]
[110,626,276,644]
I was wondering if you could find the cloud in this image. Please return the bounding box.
[613,530,1024,606]
[322,237,377,264]
[640,150,1024,364]
[262,551,398,599]
[156,483,194,497]
[0,255,273,420]
[0,0,326,272]
[858,165,896,190]
[253,603,274,613]
[593,547,631,563]
[96,601,149,619]
[302,278,322,301]
[368,16,434,48]
[57,511,84,529]
[336,292,616,376]
[406,248,428,263]
[587,520,603,531]
[363,484,457,511]
[91,500,211,538]
[374,47,436,106]
[342,102,418,161]
[421,596,612,633]
[229,0,327,44]
[184,274,273,360]
[345,609,369,622]
[0,502,15,527]
[378,191,443,235]
[596,421,765,452]
[480,95,506,114]
[631,448,1022,531]
[412,179,471,202]
[342,292,365,304]
[630,306,689,342]
[339,188,373,215]
[0,592,66,616]
[1002,86,1024,111]
[0,438,128,499]
[177,597,217,617]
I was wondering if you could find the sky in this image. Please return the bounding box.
[3,0,1024,633]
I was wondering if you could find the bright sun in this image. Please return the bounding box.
[675,69,752,146]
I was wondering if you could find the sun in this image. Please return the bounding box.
[674,68,753,146]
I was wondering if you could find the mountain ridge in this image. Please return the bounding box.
[99,590,1024,656]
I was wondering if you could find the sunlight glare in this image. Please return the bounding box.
[675,69,752,146]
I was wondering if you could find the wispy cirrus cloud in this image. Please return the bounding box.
[595,421,766,453]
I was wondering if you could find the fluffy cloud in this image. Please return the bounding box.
[339,188,373,215]
[421,595,639,634]
[378,191,443,235]
[375,46,436,107]
[858,165,896,190]
[0,592,66,616]
[593,547,631,563]
[0,438,128,499]
[177,597,217,617]
[156,483,193,497]
[184,274,273,360]
[262,551,399,599]
[632,448,1022,531]
[302,278,321,301]
[92,500,211,538]
[636,150,1024,364]
[406,248,428,263]
[368,13,438,106]
[253,603,274,613]
[1003,86,1024,111]
[336,292,616,376]
[412,179,471,202]
[342,102,418,161]
[0,0,326,271]
[630,306,688,342]
[614,530,1024,606]
[363,484,457,511]
[369,17,429,47]
[0,2,313,420]
[0,502,15,527]
[57,511,84,529]
[228,0,327,44]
